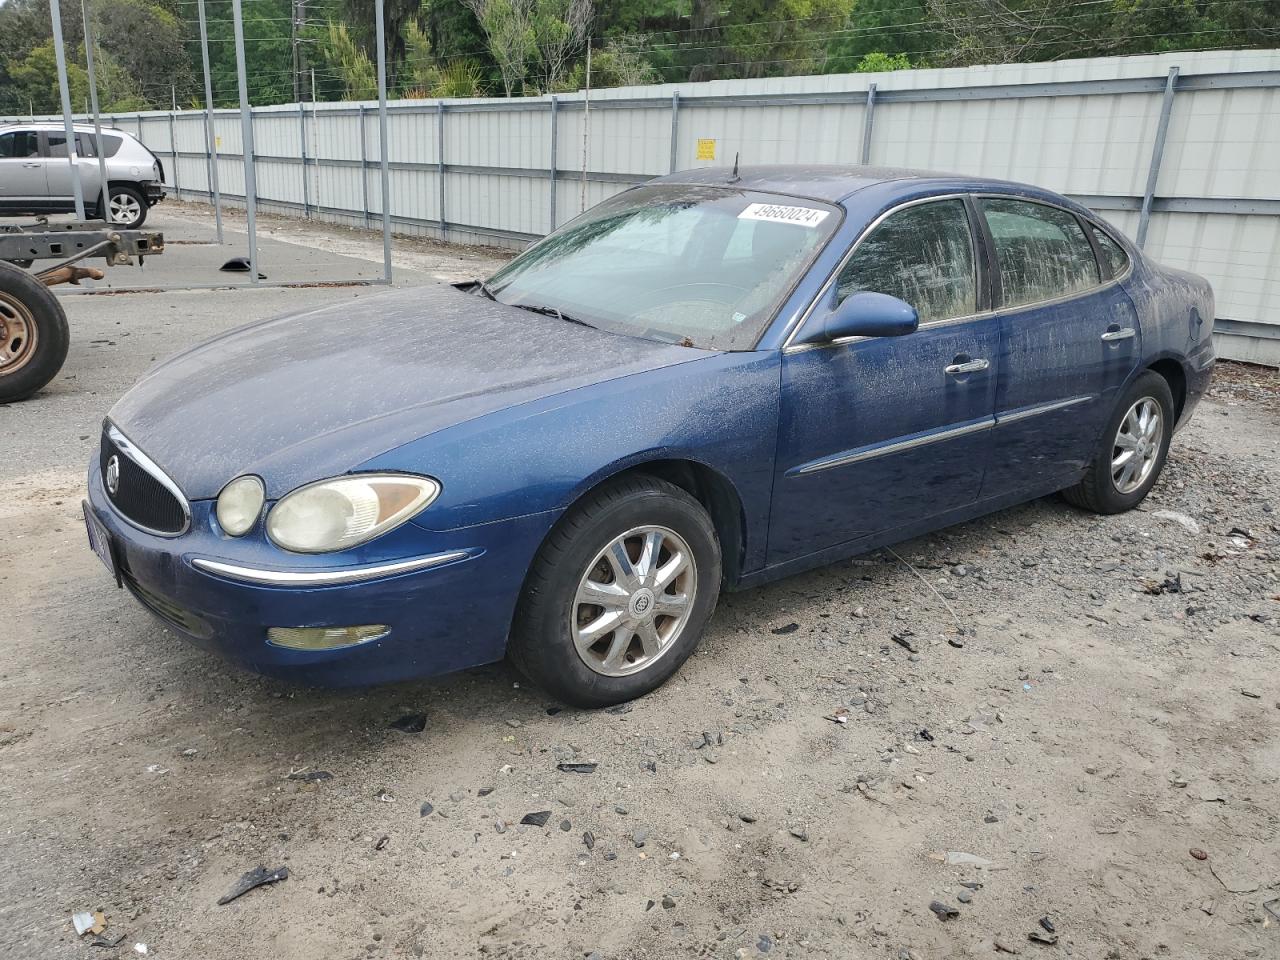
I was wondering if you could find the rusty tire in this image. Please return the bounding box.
[0,262,69,403]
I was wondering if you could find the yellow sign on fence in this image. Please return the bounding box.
[696,138,716,161]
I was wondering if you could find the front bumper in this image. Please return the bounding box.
[86,458,554,686]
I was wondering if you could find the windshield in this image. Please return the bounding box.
[485,184,840,350]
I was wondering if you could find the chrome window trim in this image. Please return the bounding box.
[191,550,471,586]
[782,191,1137,354]
[789,417,995,476]
[105,422,192,537]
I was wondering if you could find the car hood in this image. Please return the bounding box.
[108,284,702,499]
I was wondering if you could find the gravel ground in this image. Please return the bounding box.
[2,214,1277,960]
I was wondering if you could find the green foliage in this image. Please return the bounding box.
[564,37,660,91]
[316,21,378,100]
[854,51,912,72]
[5,41,89,114]
[1,0,1278,113]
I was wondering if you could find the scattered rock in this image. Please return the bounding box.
[521,811,552,827]
[583,831,595,850]
[771,623,799,635]
[1027,931,1058,946]
[1038,916,1055,933]
[1190,848,1208,861]
[419,801,434,817]
[559,819,572,832]
[929,901,959,921]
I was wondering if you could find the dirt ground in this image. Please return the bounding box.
[1,211,1277,960]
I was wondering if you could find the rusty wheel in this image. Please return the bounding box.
[0,290,39,375]
[0,262,69,402]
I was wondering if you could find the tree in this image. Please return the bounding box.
[92,0,196,106]
[461,0,536,97]
[315,20,377,99]
[564,35,658,90]
[531,0,592,92]
[401,20,486,97]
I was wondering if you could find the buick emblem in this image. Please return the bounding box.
[105,455,120,496]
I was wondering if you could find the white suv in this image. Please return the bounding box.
[0,123,166,228]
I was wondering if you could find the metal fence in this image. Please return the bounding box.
[19,48,1280,364]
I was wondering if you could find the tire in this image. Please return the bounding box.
[1062,370,1175,514]
[509,474,722,708]
[0,262,70,402]
[104,183,147,229]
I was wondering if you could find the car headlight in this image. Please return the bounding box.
[216,475,265,536]
[266,474,440,554]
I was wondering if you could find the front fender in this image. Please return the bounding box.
[360,351,781,562]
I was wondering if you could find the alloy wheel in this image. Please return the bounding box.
[109,192,142,224]
[572,525,697,677]
[1111,397,1163,494]
[0,290,38,376]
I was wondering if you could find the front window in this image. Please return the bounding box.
[834,198,977,324]
[0,131,39,159]
[485,184,840,350]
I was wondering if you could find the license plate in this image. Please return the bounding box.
[83,501,122,588]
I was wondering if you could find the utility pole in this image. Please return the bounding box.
[291,0,307,102]
[580,41,591,213]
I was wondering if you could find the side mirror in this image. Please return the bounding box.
[794,291,919,346]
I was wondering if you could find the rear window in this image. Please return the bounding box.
[1091,224,1129,279]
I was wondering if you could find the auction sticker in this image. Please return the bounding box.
[738,202,829,227]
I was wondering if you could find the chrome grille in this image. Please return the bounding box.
[100,423,189,535]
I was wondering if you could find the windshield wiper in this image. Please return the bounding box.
[471,278,498,300]
[512,302,597,330]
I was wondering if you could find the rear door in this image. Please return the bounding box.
[978,197,1141,494]
[768,196,999,563]
[41,131,104,210]
[0,130,49,211]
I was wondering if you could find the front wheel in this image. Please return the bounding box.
[509,475,722,708]
[1062,370,1175,514]
[0,262,70,402]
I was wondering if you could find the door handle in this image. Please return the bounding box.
[22,162,41,168]
[1101,327,1135,342]
[944,358,990,375]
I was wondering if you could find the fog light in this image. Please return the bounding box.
[267,625,388,650]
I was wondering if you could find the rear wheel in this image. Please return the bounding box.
[1062,371,1174,514]
[509,475,722,707]
[0,262,70,402]
[103,184,147,228]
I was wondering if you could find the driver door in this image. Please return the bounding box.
[768,197,999,563]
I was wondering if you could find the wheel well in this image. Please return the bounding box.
[1147,358,1187,421]
[594,460,746,587]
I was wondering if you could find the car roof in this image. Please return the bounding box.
[0,121,124,134]
[654,163,1053,205]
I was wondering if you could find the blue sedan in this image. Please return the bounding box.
[84,165,1215,706]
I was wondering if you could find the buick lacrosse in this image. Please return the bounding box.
[85,165,1215,706]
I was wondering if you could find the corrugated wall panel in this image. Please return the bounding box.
[31,49,1279,359]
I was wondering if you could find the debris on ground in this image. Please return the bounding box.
[521,811,551,827]
[938,851,994,868]
[389,713,427,733]
[217,865,290,905]
[1028,930,1059,946]
[556,762,597,774]
[1038,916,1056,933]
[891,630,920,654]
[286,769,333,782]
[73,911,105,936]
[1190,848,1209,860]
[91,931,127,948]
[420,801,434,817]
[771,622,800,635]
